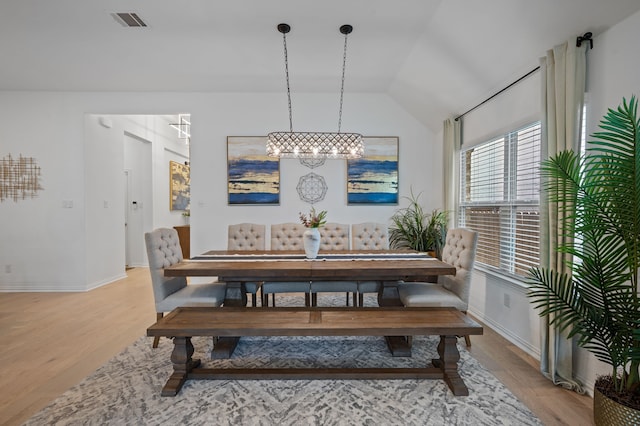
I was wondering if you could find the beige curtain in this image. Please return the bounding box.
[539,40,587,392]
[443,118,461,228]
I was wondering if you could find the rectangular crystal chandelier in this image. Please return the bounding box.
[267,23,364,159]
[266,132,363,159]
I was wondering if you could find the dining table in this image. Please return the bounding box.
[165,249,455,304]
[164,249,457,357]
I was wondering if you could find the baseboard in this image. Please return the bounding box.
[0,272,128,292]
[86,272,128,291]
[469,308,541,360]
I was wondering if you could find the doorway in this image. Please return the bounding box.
[124,132,153,267]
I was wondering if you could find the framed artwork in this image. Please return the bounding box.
[170,161,190,210]
[227,136,280,205]
[347,136,398,205]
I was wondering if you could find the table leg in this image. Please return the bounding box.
[379,280,412,356]
[377,280,404,307]
[161,336,201,397]
[223,281,247,307]
[432,335,469,396]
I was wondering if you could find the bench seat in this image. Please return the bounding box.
[147,306,483,397]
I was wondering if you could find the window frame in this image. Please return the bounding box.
[458,121,541,279]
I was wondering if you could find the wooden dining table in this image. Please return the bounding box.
[164,250,457,357]
[164,249,456,307]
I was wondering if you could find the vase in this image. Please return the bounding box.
[594,385,640,425]
[303,228,321,259]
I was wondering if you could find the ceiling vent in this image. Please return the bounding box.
[111,12,147,28]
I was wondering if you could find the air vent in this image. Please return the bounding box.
[111,12,147,28]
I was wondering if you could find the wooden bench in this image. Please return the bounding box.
[147,306,483,397]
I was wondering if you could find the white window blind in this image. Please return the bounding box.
[459,122,541,277]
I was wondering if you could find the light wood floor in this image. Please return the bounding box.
[0,268,593,425]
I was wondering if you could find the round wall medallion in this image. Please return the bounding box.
[296,172,327,204]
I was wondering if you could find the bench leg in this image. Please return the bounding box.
[161,336,201,397]
[432,335,469,396]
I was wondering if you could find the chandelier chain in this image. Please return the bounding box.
[282,31,293,133]
[338,31,349,134]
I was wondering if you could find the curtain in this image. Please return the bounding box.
[443,118,461,228]
[539,40,587,392]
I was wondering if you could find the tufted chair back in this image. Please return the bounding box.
[271,223,306,251]
[228,223,265,250]
[320,223,350,251]
[351,223,389,250]
[144,228,187,310]
[438,228,478,309]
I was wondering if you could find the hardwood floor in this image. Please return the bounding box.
[0,268,593,425]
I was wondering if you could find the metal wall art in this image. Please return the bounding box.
[299,157,326,169]
[169,160,190,211]
[297,172,327,204]
[0,154,43,202]
[347,136,398,204]
[227,136,280,205]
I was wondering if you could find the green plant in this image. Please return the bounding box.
[299,207,327,228]
[389,190,448,258]
[526,97,640,403]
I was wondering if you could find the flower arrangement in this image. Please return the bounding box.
[299,207,327,228]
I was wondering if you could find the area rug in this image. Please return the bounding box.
[26,295,542,425]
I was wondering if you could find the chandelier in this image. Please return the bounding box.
[267,23,364,159]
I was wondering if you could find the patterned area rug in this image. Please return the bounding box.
[26,295,542,426]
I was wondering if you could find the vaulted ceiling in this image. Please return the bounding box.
[1,0,639,131]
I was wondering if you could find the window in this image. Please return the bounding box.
[459,122,541,277]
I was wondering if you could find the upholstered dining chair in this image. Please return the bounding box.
[145,227,227,348]
[261,223,311,306]
[310,223,357,306]
[351,222,389,306]
[228,223,265,307]
[398,227,478,346]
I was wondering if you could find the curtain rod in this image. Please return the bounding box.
[454,66,540,121]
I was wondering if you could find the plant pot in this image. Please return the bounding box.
[594,385,640,426]
[303,228,321,259]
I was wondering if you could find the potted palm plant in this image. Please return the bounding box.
[389,190,448,259]
[526,97,640,424]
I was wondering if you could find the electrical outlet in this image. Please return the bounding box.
[503,293,511,308]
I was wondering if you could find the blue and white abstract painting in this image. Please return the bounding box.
[227,136,280,205]
[347,137,398,204]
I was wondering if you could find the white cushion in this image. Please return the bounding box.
[398,282,468,311]
[228,223,265,250]
[320,223,350,251]
[271,223,305,250]
[156,282,226,312]
[351,223,389,250]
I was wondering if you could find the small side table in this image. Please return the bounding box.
[173,225,190,259]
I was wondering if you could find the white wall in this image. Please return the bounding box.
[0,92,438,291]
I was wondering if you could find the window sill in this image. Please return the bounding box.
[474,265,530,291]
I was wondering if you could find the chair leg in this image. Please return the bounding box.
[345,293,350,306]
[358,293,364,307]
[464,335,471,347]
[251,293,257,307]
[352,292,357,307]
[152,312,163,348]
[311,293,317,307]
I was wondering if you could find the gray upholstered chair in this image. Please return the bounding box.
[351,222,389,306]
[228,223,265,307]
[310,223,357,306]
[261,223,310,306]
[145,227,226,348]
[398,228,478,346]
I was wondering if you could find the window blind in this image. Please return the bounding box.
[459,122,541,277]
